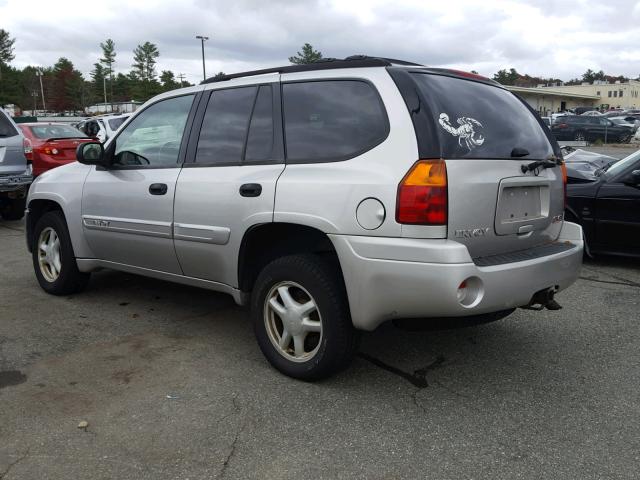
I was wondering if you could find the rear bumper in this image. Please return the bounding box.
[0,173,32,193]
[330,222,583,331]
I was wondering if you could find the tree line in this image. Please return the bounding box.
[0,29,193,113]
[3,31,637,113]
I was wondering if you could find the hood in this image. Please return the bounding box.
[563,148,619,181]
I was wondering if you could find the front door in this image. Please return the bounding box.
[174,77,285,287]
[594,159,640,255]
[82,93,197,274]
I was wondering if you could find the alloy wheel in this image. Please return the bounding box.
[264,281,323,362]
[38,227,62,282]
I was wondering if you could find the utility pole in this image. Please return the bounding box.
[36,69,46,113]
[177,73,185,86]
[195,35,209,81]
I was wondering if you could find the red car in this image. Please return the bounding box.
[18,123,93,177]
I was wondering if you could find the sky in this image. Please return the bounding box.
[2,0,640,84]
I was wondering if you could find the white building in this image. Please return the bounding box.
[86,101,142,115]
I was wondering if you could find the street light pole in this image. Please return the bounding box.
[195,35,209,81]
[36,69,46,113]
[103,76,108,108]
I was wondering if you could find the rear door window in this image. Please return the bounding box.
[411,73,554,160]
[282,80,388,162]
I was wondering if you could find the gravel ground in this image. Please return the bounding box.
[1,218,639,479]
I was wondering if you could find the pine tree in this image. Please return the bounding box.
[289,43,323,65]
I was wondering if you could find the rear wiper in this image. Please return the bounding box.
[521,159,558,174]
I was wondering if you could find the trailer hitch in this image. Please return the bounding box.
[521,287,562,311]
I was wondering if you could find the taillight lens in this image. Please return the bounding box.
[42,146,60,155]
[23,138,33,161]
[561,162,567,208]
[396,159,448,225]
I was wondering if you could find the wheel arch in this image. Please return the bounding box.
[26,197,66,253]
[237,222,345,295]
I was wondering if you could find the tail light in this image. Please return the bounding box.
[41,146,60,155]
[396,159,448,225]
[23,138,33,161]
[556,123,568,129]
[561,162,568,208]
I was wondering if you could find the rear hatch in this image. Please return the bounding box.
[0,110,27,175]
[392,70,565,260]
[26,124,90,161]
[42,138,92,161]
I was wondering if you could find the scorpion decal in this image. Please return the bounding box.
[438,113,485,151]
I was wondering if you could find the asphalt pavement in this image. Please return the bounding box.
[1,218,639,479]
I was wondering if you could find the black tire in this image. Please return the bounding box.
[32,211,90,295]
[251,254,358,381]
[1,197,26,221]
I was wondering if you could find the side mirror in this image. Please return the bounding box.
[623,169,640,187]
[76,142,107,167]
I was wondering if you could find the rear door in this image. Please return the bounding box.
[402,72,564,259]
[594,155,640,255]
[173,76,285,286]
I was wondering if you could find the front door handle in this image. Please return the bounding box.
[239,183,262,197]
[149,183,168,195]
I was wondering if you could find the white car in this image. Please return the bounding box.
[80,114,130,143]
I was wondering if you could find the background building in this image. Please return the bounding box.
[533,80,640,110]
[506,86,599,116]
[86,101,142,115]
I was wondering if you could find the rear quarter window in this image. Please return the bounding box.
[0,111,18,138]
[411,73,554,160]
[283,80,388,163]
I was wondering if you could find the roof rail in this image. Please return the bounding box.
[202,56,424,84]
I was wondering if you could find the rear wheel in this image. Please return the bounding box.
[32,211,90,295]
[573,131,586,142]
[1,197,26,221]
[251,254,358,380]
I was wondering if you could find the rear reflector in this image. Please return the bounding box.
[23,138,33,161]
[396,159,448,225]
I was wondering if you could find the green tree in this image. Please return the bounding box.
[289,43,323,64]
[0,29,16,103]
[90,63,107,104]
[132,41,160,81]
[492,68,520,85]
[49,58,84,113]
[100,39,116,103]
[212,71,226,80]
[159,70,179,91]
[132,42,160,100]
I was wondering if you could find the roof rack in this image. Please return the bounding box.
[202,55,424,84]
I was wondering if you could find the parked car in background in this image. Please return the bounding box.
[18,123,93,177]
[541,116,551,128]
[0,107,32,220]
[551,115,632,143]
[25,57,583,379]
[566,148,640,257]
[563,148,619,182]
[580,110,602,116]
[608,117,639,134]
[575,106,598,115]
[78,114,130,143]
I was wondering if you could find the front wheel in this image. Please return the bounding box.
[574,131,586,142]
[251,254,358,381]
[32,211,90,295]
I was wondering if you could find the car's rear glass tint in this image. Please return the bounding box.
[29,125,87,139]
[0,112,18,137]
[411,73,554,160]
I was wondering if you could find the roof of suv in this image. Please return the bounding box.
[203,55,502,88]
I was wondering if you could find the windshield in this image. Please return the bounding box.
[605,149,640,176]
[411,73,554,160]
[29,124,87,139]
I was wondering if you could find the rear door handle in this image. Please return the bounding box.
[239,183,262,197]
[149,183,168,195]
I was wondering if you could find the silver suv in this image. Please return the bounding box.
[0,107,32,220]
[26,57,583,379]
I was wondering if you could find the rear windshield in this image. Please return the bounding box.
[108,117,128,130]
[29,125,87,139]
[411,73,554,160]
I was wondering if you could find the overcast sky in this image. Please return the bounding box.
[2,0,640,84]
